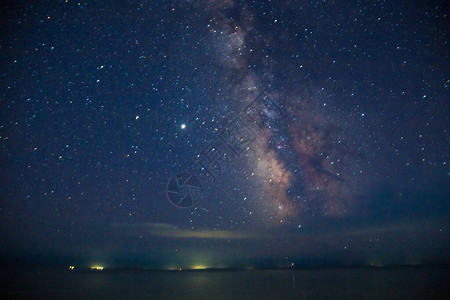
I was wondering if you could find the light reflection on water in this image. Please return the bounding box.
[1,266,448,299]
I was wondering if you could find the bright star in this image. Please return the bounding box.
[181,124,186,129]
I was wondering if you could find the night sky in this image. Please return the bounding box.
[1,0,449,269]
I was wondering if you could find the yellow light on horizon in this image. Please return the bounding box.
[91,266,104,270]
[69,266,75,270]
[191,265,208,270]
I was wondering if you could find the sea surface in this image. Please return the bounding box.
[1,265,448,299]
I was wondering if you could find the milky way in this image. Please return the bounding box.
[193,0,372,224]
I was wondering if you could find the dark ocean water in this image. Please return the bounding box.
[1,266,448,299]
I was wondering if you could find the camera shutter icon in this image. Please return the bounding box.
[166,173,202,208]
